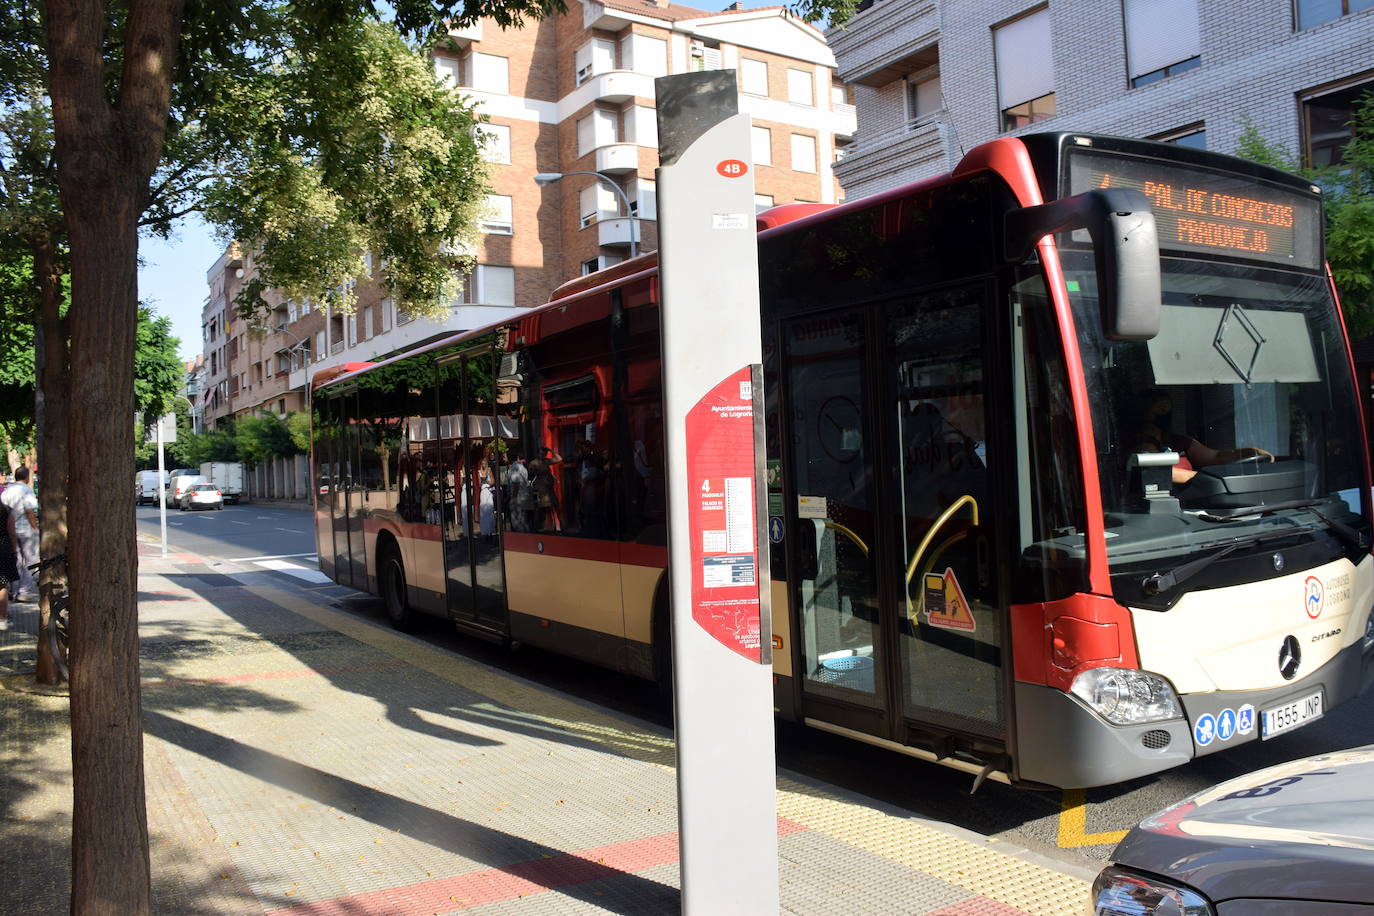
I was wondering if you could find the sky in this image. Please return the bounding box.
[139,213,223,364]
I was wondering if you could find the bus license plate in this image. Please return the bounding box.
[1261,691,1323,740]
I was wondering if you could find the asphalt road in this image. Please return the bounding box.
[135,501,1374,874]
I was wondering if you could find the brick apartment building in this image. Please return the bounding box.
[200,0,856,430]
[830,0,1374,198]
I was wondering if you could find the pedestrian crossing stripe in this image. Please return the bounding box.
[927,567,976,632]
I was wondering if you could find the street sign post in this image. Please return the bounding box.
[654,70,778,914]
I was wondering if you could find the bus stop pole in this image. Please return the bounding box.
[157,414,168,557]
[654,71,778,915]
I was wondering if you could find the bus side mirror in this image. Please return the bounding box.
[1006,188,1162,341]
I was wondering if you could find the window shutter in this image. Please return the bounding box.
[994,9,1054,108]
[1124,0,1200,78]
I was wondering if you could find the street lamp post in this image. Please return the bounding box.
[534,170,639,259]
[251,323,313,410]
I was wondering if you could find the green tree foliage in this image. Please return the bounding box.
[286,410,312,453]
[133,307,184,424]
[235,412,299,466]
[1237,104,1374,335]
[201,17,489,321]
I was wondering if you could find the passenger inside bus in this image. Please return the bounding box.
[1127,389,1274,486]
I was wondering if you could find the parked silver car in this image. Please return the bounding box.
[178,483,224,511]
[1095,746,1374,914]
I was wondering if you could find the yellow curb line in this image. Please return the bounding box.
[1057,789,1128,848]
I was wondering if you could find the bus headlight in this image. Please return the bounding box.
[1071,667,1182,726]
[1093,866,1214,915]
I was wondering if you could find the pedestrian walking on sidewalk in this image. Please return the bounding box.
[0,497,18,630]
[2,466,39,601]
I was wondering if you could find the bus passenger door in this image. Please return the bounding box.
[885,286,1005,744]
[783,310,887,736]
[437,352,509,635]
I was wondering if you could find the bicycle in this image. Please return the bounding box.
[29,554,69,682]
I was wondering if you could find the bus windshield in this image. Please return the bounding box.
[1062,253,1370,602]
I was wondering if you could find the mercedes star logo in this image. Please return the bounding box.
[1279,635,1302,680]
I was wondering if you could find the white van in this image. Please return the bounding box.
[135,470,169,505]
[169,474,207,504]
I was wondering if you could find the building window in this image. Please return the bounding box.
[470,53,509,94]
[435,55,461,87]
[630,177,656,220]
[1125,0,1201,88]
[1296,0,1374,30]
[1153,123,1206,148]
[741,58,768,96]
[575,38,616,85]
[690,39,722,71]
[581,255,623,275]
[620,34,668,77]
[481,194,513,234]
[381,298,392,332]
[754,193,774,213]
[471,265,516,306]
[787,68,814,106]
[580,182,619,227]
[907,72,942,124]
[477,123,511,164]
[994,7,1055,131]
[577,109,618,156]
[1303,77,1374,167]
[752,125,773,165]
[790,133,817,172]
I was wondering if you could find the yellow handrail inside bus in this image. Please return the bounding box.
[822,519,869,557]
[904,494,979,620]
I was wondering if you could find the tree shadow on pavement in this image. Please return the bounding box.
[144,709,680,914]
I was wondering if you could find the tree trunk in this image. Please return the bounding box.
[45,2,185,911]
[32,235,68,687]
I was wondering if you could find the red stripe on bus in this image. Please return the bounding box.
[955,137,1112,597]
[1011,593,1139,690]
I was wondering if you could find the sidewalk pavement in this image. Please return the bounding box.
[1,539,1095,915]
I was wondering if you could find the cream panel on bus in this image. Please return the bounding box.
[506,552,628,637]
[1132,555,1373,695]
[619,564,662,644]
[401,533,446,596]
[770,578,792,679]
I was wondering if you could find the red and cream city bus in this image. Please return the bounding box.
[312,132,1374,788]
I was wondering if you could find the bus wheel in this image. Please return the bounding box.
[379,543,415,631]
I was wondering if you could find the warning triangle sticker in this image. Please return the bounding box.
[926,567,976,632]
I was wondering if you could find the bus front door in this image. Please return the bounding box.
[784,286,1006,755]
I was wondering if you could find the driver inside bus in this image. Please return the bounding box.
[1130,389,1274,485]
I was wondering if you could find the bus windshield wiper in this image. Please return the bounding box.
[1141,537,1257,598]
[1198,498,1327,521]
[1200,499,1368,549]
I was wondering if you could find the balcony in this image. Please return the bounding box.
[583,70,654,105]
[597,217,639,250]
[828,0,938,88]
[445,21,482,47]
[595,143,639,174]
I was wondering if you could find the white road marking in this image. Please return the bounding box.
[255,559,332,583]
[274,527,303,533]
[223,552,319,562]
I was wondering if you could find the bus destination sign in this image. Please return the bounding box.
[1068,151,1321,269]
